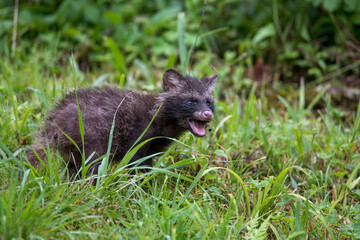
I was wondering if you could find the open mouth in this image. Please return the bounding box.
[188,120,208,137]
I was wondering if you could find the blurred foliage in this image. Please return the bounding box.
[0,0,359,82]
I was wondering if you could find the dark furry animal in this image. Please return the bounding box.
[26,69,217,178]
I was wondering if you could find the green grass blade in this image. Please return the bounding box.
[203,167,251,216]
[177,12,186,74]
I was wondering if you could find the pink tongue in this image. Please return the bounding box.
[189,120,206,137]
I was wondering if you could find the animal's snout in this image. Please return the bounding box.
[202,110,213,121]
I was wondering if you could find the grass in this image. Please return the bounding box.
[1,49,360,239]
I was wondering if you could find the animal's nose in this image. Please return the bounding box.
[202,110,213,121]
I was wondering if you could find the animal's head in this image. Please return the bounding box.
[160,69,217,137]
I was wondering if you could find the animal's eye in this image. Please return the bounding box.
[187,99,195,104]
[206,100,212,107]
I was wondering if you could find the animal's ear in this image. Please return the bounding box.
[204,74,217,92]
[163,69,184,91]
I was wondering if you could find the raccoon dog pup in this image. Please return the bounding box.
[26,69,217,177]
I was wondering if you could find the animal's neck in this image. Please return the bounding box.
[150,116,183,139]
[147,94,185,139]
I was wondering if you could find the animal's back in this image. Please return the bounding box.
[45,87,131,145]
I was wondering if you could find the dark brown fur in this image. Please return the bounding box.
[26,69,217,177]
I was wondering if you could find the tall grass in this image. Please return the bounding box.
[0,50,359,239]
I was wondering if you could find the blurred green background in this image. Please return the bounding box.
[1,0,359,87]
